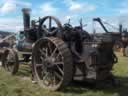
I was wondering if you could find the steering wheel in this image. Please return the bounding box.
[39,16,63,35]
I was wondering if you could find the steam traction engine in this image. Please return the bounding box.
[2,8,117,91]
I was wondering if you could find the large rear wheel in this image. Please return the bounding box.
[32,37,73,91]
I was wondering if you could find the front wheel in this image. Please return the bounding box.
[2,48,19,75]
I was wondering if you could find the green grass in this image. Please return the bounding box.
[0,53,128,96]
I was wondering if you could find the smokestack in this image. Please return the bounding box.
[22,8,31,30]
[119,24,123,33]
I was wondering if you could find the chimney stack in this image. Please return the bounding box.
[22,8,31,31]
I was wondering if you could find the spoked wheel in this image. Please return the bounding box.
[2,48,19,75]
[32,37,73,91]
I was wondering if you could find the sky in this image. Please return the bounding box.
[0,0,128,33]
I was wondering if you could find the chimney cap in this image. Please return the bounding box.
[22,8,31,12]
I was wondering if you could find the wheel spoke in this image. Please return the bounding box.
[8,65,13,71]
[5,63,9,71]
[42,26,49,33]
[39,48,46,57]
[55,53,62,61]
[43,72,50,86]
[48,42,52,54]
[54,62,64,65]
[52,75,56,86]
[35,64,43,67]
[51,29,58,34]
[40,56,44,61]
[45,48,48,57]
[54,62,64,75]
[51,47,57,57]
[54,71,63,80]
[49,17,52,30]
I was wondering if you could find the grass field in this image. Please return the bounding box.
[0,53,128,96]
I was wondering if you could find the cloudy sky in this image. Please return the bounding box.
[0,0,128,33]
